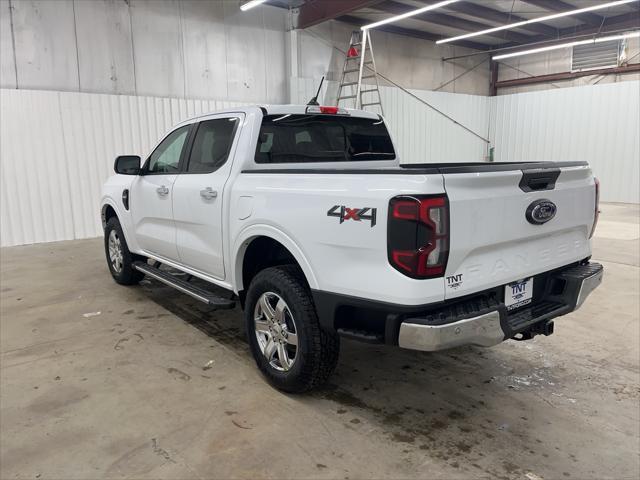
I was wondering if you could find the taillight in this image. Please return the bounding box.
[590,177,600,238]
[388,195,449,279]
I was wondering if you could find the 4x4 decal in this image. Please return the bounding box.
[327,205,377,227]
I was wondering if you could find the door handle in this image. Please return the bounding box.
[200,187,218,200]
[156,185,169,196]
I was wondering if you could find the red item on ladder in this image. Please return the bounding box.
[347,46,359,58]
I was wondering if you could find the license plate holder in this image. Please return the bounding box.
[505,277,533,311]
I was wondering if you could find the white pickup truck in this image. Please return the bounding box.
[101,104,603,392]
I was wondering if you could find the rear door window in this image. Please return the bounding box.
[255,114,395,163]
[186,118,239,173]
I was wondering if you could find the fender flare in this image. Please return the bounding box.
[101,199,119,228]
[100,198,136,250]
[232,224,319,292]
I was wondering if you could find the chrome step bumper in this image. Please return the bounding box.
[399,310,504,351]
[398,262,603,352]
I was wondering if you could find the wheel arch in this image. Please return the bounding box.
[233,225,319,298]
[100,198,140,253]
[101,202,119,229]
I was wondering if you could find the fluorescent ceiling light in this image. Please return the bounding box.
[362,0,460,30]
[492,31,640,60]
[437,0,637,44]
[240,0,267,11]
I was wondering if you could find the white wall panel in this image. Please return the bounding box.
[0,88,250,247]
[10,0,79,91]
[180,0,229,100]
[0,0,16,89]
[289,77,490,164]
[129,0,184,98]
[260,5,288,105]
[2,81,488,248]
[1,0,288,104]
[2,80,637,247]
[0,90,73,246]
[222,1,269,103]
[490,81,640,204]
[74,0,136,95]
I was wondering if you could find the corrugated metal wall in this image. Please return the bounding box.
[0,81,491,247]
[490,81,640,204]
[290,77,491,165]
[0,88,250,247]
[1,80,638,247]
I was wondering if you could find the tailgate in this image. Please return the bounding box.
[442,164,596,299]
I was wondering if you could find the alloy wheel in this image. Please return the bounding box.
[108,229,124,274]
[254,292,299,371]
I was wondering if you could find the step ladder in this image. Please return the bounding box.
[336,30,384,115]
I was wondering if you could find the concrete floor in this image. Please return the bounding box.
[1,203,638,480]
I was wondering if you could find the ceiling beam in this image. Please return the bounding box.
[445,1,558,37]
[558,9,640,36]
[496,63,640,88]
[522,0,605,27]
[296,0,385,29]
[372,0,535,44]
[337,14,491,50]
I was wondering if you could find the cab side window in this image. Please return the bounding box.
[186,118,239,173]
[147,125,190,174]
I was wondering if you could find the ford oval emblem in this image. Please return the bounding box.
[526,199,557,225]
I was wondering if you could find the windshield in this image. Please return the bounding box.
[255,114,396,163]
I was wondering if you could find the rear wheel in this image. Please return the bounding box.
[245,265,340,393]
[104,217,145,285]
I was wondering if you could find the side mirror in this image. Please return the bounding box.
[114,155,141,175]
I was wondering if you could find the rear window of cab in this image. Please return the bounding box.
[255,114,396,163]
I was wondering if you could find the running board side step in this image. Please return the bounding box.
[133,261,235,309]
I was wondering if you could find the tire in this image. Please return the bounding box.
[245,265,340,393]
[104,216,145,285]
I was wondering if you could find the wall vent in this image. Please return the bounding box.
[572,40,621,72]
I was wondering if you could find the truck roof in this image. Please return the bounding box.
[177,104,380,126]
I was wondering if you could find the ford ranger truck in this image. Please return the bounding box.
[101,105,603,393]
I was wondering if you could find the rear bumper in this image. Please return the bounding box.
[398,311,503,351]
[398,262,603,352]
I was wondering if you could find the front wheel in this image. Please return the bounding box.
[245,266,340,393]
[104,217,145,285]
